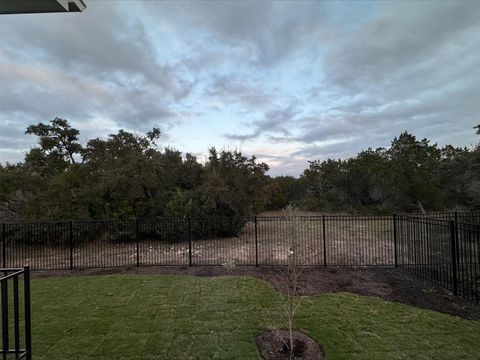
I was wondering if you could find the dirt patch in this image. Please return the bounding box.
[256,330,324,360]
[260,266,480,321]
[32,266,480,320]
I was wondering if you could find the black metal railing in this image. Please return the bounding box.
[0,215,396,269]
[395,215,480,303]
[0,211,479,303]
[0,267,32,360]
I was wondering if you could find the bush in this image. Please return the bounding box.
[139,218,186,243]
[192,216,246,239]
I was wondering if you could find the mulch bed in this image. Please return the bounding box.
[256,330,324,360]
[32,265,480,320]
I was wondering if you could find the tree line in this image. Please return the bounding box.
[273,125,480,213]
[0,119,479,223]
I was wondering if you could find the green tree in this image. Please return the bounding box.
[25,118,83,175]
[82,129,162,218]
[267,176,307,210]
[165,188,194,218]
[200,148,269,217]
[387,132,442,211]
[2,120,480,222]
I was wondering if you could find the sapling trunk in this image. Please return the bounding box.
[280,206,306,358]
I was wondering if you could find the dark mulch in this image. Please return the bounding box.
[32,265,480,320]
[262,266,480,321]
[256,330,324,360]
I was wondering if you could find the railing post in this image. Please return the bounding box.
[188,217,192,267]
[1,270,8,358]
[393,214,398,267]
[454,211,460,264]
[13,275,20,358]
[69,221,74,270]
[135,219,140,267]
[24,266,32,360]
[449,220,458,296]
[322,215,327,266]
[254,216,258,267]
[2,223,5,268]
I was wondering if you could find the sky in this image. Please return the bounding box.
[0,0,479,176]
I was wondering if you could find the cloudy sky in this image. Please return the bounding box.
[1,0,479,175]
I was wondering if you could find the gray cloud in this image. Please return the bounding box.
[0,62,178,129]
[0,124,31,150]
[324,2,480,91]
[225,104,299,141]
[0,2,188,96]
[205,75,275,108]
[271,2,480,164]
[0,0,198,160]
[142,0,334,66]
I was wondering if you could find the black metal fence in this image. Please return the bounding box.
[0,215,395,269]
[0,212,479,302]
[395,214,480,303]
[0,267,32,360]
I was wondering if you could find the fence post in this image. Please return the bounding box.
[454,211,460,264]
[393,214,398,267]
[1,267,8,356]
[188,217,192,267]
[135,219,140,267]
[449,220,458,296]
[322,215,327,266]
[254,216,258,267]
[69,221,73,270]
[2,223,6,268]
[23,266,32,360]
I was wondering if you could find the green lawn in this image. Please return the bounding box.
[31,275,480,360]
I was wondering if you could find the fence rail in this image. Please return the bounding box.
[0,267,32,360]
[0,211,479,303]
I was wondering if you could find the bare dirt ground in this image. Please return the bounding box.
[32,265,480,321]
[257,330,324,360]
